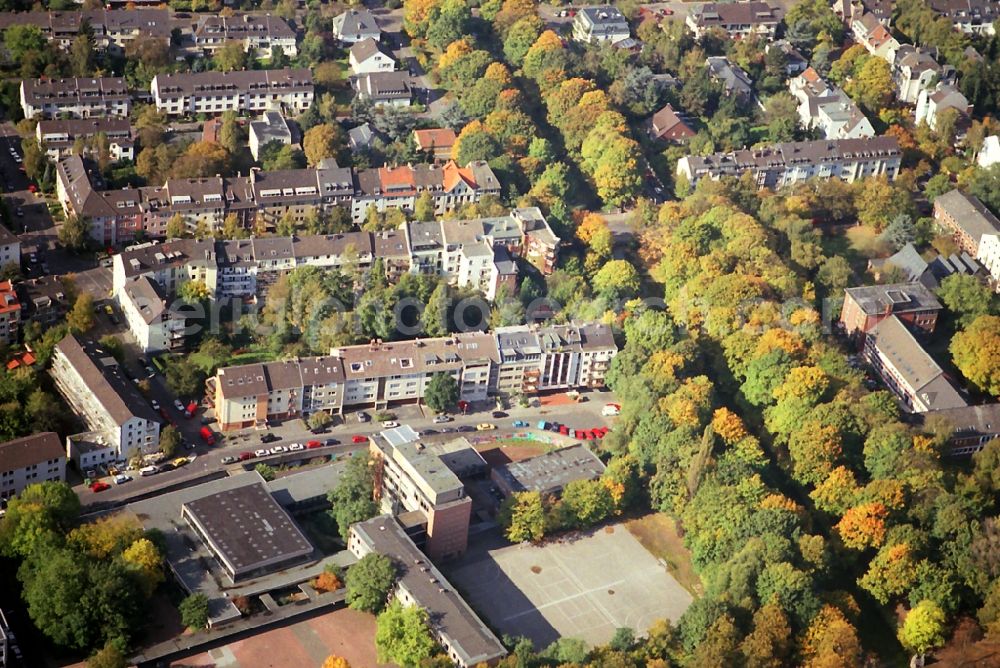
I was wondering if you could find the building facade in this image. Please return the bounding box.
[117,275,186,353]
[0,432,66,502]
[0,280,20,346]
[840,282,943,339]
[150,68,314,117]
[686,1,783,39]
[933,189,1000,256]
[36,118,135,161]
[572,6,631,44]
[20,77,131,120]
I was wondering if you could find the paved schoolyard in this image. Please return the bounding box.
[171,608,390,668]
[445,524,693,649]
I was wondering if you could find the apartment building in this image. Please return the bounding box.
[0,9,172,53]
[677,136,902,189]
[192,14,297,58]
[16,276,71,327]
[863,314,967,413]
[36,118,135,161]
[571,6,631,44]
[51,334,161,461]
[915,84,972,131]
[150,68,314,117]
[0,281,20,346]
[118,275,186,353]
[979,233,1000,288]
[852,12,899,60]
[0,225,20,270]
[369,437,476,560]
[349,516,507,667]
[212,322,617,430]
[789,67,875,140]
[840,282,943,339]
[933,189,1000,256]
[0,432,66,502]
[929,0,999,35]
[20,77,131,120]
[891,45,951,105]
[686,1,783,39]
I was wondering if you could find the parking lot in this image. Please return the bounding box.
[445,524,693,649]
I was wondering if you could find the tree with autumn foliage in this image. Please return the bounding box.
[321,656,350,668]
[836,502,889,550]
[950,314,1000,397]
[898,600,948,659]
[801,605,864,668]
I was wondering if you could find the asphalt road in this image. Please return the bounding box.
[79,389,618,507]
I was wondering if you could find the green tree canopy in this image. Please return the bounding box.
[346,553,398,614]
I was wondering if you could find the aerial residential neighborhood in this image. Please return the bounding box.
[0,0,998,667]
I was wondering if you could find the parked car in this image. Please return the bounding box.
[419,428,438,436]
[150,399,160,411]
[548,423,561,433]
[433,414,452,423]
[352,435,368,443]
[381,421,399,428]
[185,401,198,418]
[221,455,238,464]
[476,423,496,431]
[601,403,621,417]
[306,441,324,449]
[157,462,175,473]
[457,425,475,433]
[171,457,188,467]
[269,445,288,454]
[90,481,111,492]
[537,420,550,430]
[239,451,253,461]
[574,429,586,439]
[139,465,158,476]
[357,411,370,422]
[173,399,185,412]
[113,474,132,485]
[491,411,508,418]
[199,426,216,445]
[260,432,280,443]
[254,449,269,457]
[14,207,22,217]
[513,420,529,428]
[289,443,306,451]
[440,427,456,433]
[559,425,569,436]
[324,438,341,446]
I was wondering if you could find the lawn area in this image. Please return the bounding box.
[845,224,890,260]
[626,513,703,597]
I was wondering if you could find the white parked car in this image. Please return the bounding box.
[254,449,269,458]
[139,465,158,477]
[381,421,399,428]
[114,474,132,484]
[269,445,288,454]
[173,399,185,412]
[433,415,452,423]
[289,443,305,451]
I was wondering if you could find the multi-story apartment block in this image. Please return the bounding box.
[58,155,501,244]
[369,437,477,560]
[0,225,20,270]
[929,0,999,35]
[686,1,783,39]
[36,118,135,161]
[192,14,297,58]
[118,275,186,353]
[840,282,942,340]
[51,334,161,461]
[863,314,967,412]
[789,68,875,140]
[677,136,902,189]
[891,45,951,105]
[150,68,314,117]
[20,77,131,120]
[0,432,66,502]
[349,516,507,667]
[918,403,1000,456]
[212,322,616,430]
[572,6,631,44]
[978,232,1000,288]
[16,276,71,327]
[248,111,293,161]
[933,189,1000,256]
[0,281,20,346]
[0,9,172,53]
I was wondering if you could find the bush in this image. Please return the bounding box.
[179,593,209,630]
[313,570,342,593]
[255,463,276,482]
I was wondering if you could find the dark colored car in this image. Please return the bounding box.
[260,433,280,443]
[157,462,175,473]
[457,425,475,433]
[548,423,561,433]
[324,438,341,446]
[419,429,438,436]
[491,410,508,418]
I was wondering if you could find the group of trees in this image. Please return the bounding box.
[0,483,166,658]
[327,454,379,542]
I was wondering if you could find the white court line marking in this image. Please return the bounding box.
[501,577,627,622]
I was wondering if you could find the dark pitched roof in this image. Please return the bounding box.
[0,432,63,474]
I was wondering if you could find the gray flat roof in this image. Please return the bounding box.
[844,281,942,315]
[183,483,313,577]
[492,444,605,496]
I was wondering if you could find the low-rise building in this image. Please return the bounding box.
[0,432,65,502]
[864,314,967,412]
[349,516,507,667]
[687,1,783,39]
[331,8,381,43]
[677,136,902,189]
[919,403,1000,455]
[192,14,297,58]
[649,103,696,142]
[933,189,1000,256]
[50,333,161,461]
[20,76,130,120]
[151,68,314,117]
[572,6,631,44]
[16,276,71,326]
[892,45,951,105]
[833,0,893,28]
[414,128,457,161]
[840,282,942,339]
[35,117,135,161]
[929,0,999,35]
[915,83,972,131]
[789,67,874,140]
[706,56,754,100]
[0,280,20,345]
[979,232,1000,288]
[0,224,19,270]
[0,9,171,53]
[354,71,413,107]
[766,39,808,75]
[852,12,899,60]
[491,444,605,497]
[978,134,1000,168]
[349,38,396,75]
[249,111,294,161]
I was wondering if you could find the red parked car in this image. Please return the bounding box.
[199,426,216,445]
[239,451,253,461]
[90,481,111,493]
[574,429,586,439]
[352,435,368,443]
[559,424,569,436]
[185,401,198,418]
[306,440,323,449]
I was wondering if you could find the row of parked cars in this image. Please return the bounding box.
[220,436,359,464]
[536,421,609,441]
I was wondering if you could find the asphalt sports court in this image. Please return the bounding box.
[446,523,693,648]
